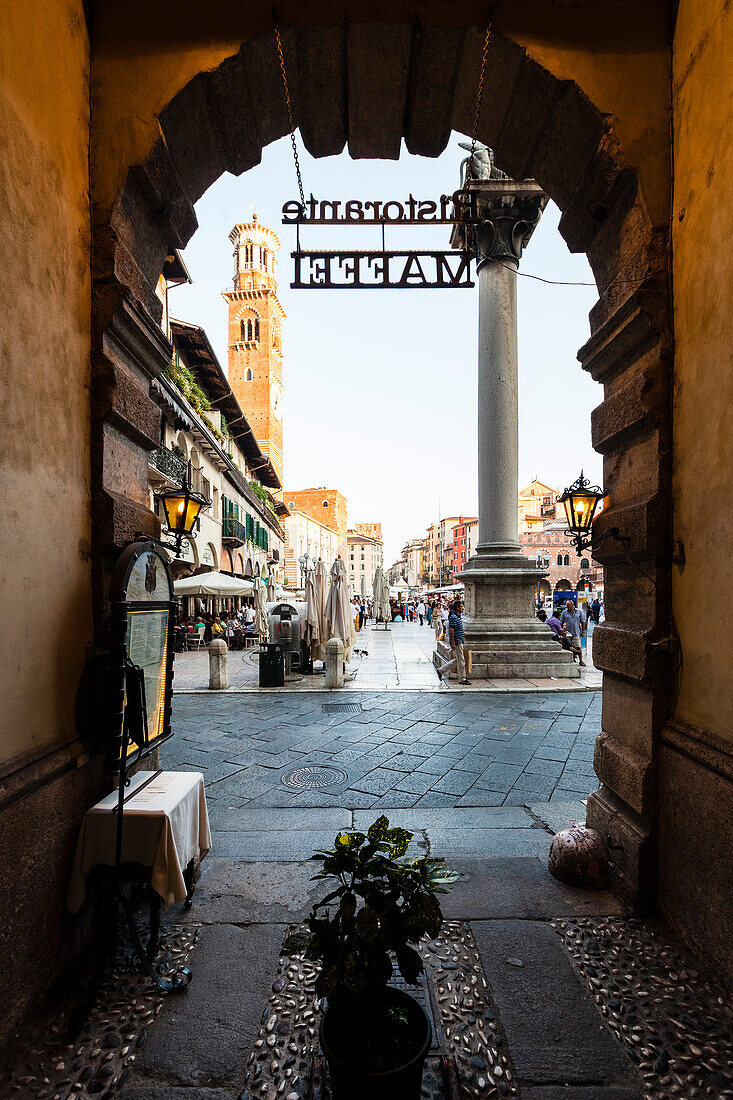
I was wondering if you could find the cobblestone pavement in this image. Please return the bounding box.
[172,619,602,693]
[167,689,601,816]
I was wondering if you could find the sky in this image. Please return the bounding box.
[172,133,601,565]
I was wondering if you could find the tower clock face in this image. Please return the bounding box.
[270,381,283,422]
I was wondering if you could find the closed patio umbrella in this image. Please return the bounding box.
[304,565,320,652]
[380,574,391,623]
[266,568,276,602]
[372,565,383,614]
[252,575,268,640]
[360,573,367,599]
[325,555,356,662]
[313,558,329,662]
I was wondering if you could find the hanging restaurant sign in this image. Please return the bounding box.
[284,193,476,289]
[291,249,473,290]
[282,191,479,225]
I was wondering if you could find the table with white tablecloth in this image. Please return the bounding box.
[67,770,212,913]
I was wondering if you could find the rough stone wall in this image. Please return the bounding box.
[0,0,105,1043]
[659,0,733,986]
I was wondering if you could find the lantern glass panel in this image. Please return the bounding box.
[161,492,187,532]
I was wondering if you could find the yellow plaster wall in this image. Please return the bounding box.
[671,0,733,741]
[0,0,93,767]
[90,1,671,227]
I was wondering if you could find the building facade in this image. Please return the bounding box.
[400,537,424,587]
[451,516,479,579]
[149,318,285,584]
[347,530,384,593]
[223,218,285,488]
[283,488,348,554]
[352,522,382,542]
[518,479,558,533]
[283,511,341,587]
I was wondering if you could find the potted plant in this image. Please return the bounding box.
[282,816,458,1100]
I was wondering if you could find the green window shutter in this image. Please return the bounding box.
[246,514,252,538]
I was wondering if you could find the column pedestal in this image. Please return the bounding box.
[454,549,578,679]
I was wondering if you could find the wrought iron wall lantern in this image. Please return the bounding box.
[558,471,630,557]
[155,473,210,557]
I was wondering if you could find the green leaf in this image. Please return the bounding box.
[367,816,391,844]
[281,931,311,957]
[385,827,412,858]
[396,945,424,984]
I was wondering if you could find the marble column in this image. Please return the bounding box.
[442,180,577,679]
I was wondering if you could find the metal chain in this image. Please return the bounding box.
[467,20,492,182]
[273,13,306,210]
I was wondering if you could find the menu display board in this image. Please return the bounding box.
[107,540,176,771]
[125,608,171,748]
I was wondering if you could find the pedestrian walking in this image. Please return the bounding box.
[560,599,586,667]
[436,599,470,684]
[417,598,426,626]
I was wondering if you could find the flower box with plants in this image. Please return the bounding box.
[282,816,458,1100]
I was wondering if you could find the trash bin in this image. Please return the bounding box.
[259,642,284,688]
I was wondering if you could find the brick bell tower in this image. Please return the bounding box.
[223,216,285,488]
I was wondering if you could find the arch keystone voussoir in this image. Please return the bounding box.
[348,22,412,159]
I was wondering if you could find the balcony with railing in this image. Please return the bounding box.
[150,446,187,485]
[222,516,247,546]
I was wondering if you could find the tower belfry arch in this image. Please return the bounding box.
[224,217,285,488]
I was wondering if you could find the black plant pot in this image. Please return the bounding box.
[320,987,432,1100]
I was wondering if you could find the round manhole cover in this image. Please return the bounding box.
[281,765,348,790]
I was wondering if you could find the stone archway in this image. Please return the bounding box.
[92,21,672,912]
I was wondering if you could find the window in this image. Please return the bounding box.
[557,554,563,566]
[580,557,590,570]
[564,554,570,566]
[246,368,252,381]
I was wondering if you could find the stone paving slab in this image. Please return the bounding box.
[133,922,283,1088]
[166,690,601,811]
[179,858,323,925]
[119,1090,236,1099]
[442,856,623,920]
[521,1089,642,1100]
[471,919,641,1093]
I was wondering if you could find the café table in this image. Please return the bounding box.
[67,770,211,963]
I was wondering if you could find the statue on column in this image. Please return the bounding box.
[458,140,509,185]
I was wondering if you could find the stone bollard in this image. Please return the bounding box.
[208,638,229,690]
[325,636,344,689]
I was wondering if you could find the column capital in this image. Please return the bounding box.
[452,180,548,268]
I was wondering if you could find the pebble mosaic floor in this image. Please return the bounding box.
[0,920,199,1099]
[555,916,733,1100]
[2,909,732,1098]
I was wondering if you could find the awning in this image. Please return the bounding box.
[174,571,254,597]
